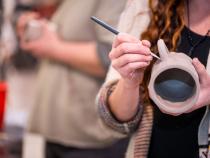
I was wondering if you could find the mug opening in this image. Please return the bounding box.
[154,68,196,102]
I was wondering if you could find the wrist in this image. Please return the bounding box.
[121,78,141,90]
[109,80,140,122]
[48,39,65,60]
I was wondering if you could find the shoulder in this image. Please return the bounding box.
[123,0,150,16]
[118,0,151,37]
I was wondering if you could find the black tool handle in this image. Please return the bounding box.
[91,16,119,35]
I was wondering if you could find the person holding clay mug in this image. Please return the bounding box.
[17,0,129,158]
[96,0,210,158]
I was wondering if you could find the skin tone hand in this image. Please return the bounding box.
[18,18,106,77]
[20,20,61,59]
[17,12,40,38]
[110,33,152,88]
[17,12,57,58]
[108,33,153,121]
[185,58,210,113]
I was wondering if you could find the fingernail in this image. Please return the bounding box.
[193,58,198,62]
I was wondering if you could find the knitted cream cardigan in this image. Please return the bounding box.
[97,0,210,158]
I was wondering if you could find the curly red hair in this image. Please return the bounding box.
[140,0,185,102]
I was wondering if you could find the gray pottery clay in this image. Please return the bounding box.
[148,39,200,114]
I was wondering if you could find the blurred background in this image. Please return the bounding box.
[0,0,56,157]
[0,0,128,158]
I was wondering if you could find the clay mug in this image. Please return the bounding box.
[148,39,200,114]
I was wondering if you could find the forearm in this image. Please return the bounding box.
[51,41,106,77]
[109,78,140,122]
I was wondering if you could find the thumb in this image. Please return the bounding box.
[192,58,208,83]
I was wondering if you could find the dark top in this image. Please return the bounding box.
[148,26,210,158]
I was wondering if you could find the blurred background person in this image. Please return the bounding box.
[17,0,128,158]
[0,0,59,157]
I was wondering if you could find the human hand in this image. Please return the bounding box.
[20,20,61,59]
[185,58,210,113]
[17,12,40,38]
[109,33,153,88]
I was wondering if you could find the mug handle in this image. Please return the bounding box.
[157,39,170,60]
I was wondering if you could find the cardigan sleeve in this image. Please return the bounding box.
[96,0,151,135]
[97,79,144,135]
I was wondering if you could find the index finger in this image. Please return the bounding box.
[112,33,140,48]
